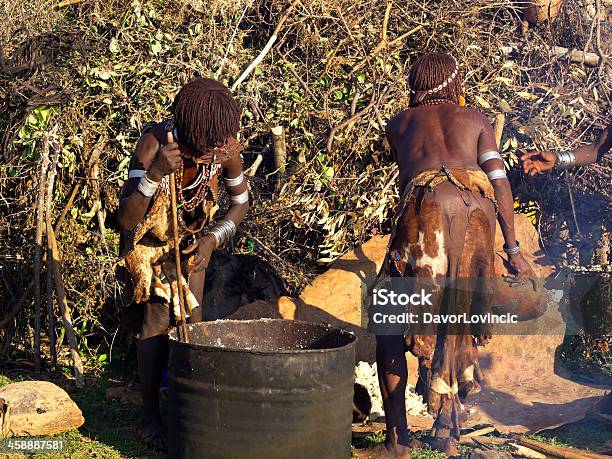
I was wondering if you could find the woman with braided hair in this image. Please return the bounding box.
[371,53,536,457]
[117,78,249,450]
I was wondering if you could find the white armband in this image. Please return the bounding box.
[229,189,249,205]
[486,169,507,181]
[128,169,146,179]
[223,172,245,187]
[478,151,502,165]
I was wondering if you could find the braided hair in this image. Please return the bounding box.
[408,52,464,107]
[171,78,240,156]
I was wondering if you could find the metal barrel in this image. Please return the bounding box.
[168,319,356,459]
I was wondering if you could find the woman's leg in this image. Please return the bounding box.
[137,301,171,447]
[375,335,411,458]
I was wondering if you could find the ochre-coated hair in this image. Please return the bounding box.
[408,52,464,107]
[171,78,240,155]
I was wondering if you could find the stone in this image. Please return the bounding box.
[0,381,84,437]
[105,386,142,406]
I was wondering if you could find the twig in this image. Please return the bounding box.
[33,134,50,372]
[381,1,392,42]
[215,0,254,78]
[53,183,80,234]
[57,0,83,7]
[46,149,84,387]
[231,1,300,91]
[241,229,284,264]
[245,154,264,177]
[350,24,425,75]
[0,284,34,331]
[327,91,376,153]
[279,53,315,99]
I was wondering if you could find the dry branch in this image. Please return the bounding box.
[499,44,602,66]
[33,133,50,372]
[271,126,287,175]
[516,437,610,459]
[231,0,300,91]
[350,24,426,75]
[327,91,377,153]
[44,141,59,369]
[45,151,84,387]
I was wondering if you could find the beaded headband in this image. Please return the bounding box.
[410,55,459,95]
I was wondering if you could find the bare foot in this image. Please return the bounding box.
[427,437,458,456]
[361,442,411,459]
[136,419,167,451]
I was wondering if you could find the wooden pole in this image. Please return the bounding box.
[44,140,59,369]
[33,133,50,371]
[271,126,287,176]
[167,131,189,343]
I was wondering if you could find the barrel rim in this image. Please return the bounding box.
[169,318,357,355]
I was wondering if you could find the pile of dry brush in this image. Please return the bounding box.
[0,0,610,368]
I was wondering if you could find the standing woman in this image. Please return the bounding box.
[117,78,249,450]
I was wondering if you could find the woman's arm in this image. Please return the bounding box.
[476,117,535,283]
[183,154,249,273]
[521,124,611,175]
[118,131,181,231]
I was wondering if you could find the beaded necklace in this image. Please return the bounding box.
[415,98,456,107]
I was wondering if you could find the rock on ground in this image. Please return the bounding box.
[0,381,84,437]
[354,361,429,420]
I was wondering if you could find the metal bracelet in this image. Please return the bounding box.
[223,172,244,187]
[137,173,159,197]
[478,150,502,165]
[229,189,249,205]
[555,151,576,169]
[503,240,520,255]
[209,219,237,248]
[486,169,507,181]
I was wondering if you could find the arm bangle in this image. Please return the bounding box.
[486,169,507,181]
[223,172,245,187]
[555,151,576,169]
[503,240,520,255]
[209,219,237,248]
[229,189,249,205]
[137,173,159,197]
[478,151,502,165]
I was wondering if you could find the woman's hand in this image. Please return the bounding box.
[148,131,181,182]
[182,234,216,273]
[521,151,557,176]
[508,252,537,291]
